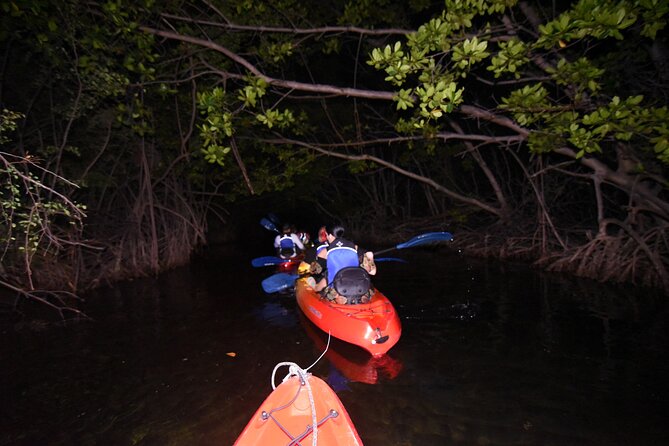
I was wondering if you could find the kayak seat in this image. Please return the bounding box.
[333,267,371,305]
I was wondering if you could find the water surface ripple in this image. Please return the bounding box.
[1,245,668,445]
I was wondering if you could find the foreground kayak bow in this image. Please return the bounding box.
[234,362,363,445]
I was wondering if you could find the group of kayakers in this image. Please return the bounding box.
[274,223,377,305]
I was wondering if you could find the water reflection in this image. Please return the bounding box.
[299,311,403,386]
[1,246,668,445]
[253,301,298,328]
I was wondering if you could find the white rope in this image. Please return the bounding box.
[269,333,331,446]
[271,362,318,445]
[305,331,331,372]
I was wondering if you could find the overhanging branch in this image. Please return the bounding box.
[263,136,504,217]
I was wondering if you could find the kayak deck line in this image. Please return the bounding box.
[234,362,363,445]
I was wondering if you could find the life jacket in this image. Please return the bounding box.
[326,237,359,284]
[315,241,328,255]
[278,234,296,257]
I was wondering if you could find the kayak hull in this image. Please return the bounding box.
[234,373,363,445]
[295,278,401,357]
[276,254,304,273]
[300,312,403,385]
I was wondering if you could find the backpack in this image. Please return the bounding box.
[332,267,371,304]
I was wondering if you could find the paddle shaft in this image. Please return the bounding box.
[373,231,453,256]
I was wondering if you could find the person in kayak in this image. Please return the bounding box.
[274,223,305,259]
[299,226,329,287]
[296,229,311,248]
[314,224,376,304]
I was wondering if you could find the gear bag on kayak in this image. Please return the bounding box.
[332,267,371,304]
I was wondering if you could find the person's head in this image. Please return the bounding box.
[325,224,345,242]
[282,223,292,234]
[317,226,328,243]
[299,231,310,244]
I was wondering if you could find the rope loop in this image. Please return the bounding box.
[268,333,331,446]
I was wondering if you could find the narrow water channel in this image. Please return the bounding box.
[1,243,668,445]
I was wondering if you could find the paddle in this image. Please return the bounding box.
[260,217,280,233]
[260,232,451,293]
[266,213,281,227]
[373,231,453,256]
[262,272,298,294]
[252,256,289,268]
[253,255,405,268]
[375,257,408,263]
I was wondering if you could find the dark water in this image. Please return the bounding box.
[1,244,668,445]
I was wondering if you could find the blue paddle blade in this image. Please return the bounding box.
[262,273,298,294]
[396,231,453,249]
[251,256,286,267]
[375,257,408,263]
[266,213,281,226]
[260,217,279,233]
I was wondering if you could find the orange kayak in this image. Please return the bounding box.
[276,253,305,274]
[234,364,363,445]
[300,312,403,385]
[295,278,402,357]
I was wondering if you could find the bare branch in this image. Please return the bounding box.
[264,136,504,217]
[159,13,412,36]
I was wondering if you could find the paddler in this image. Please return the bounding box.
[314,224,376,304]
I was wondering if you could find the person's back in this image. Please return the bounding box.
[274,223,305,258]
[299,226,328,287]
[313,224,377,303]
[325,231,359,285]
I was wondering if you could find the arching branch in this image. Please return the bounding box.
[264,136,505,217]
[159,13,413,36]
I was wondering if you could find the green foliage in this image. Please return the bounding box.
[443,0,518,29]
[201,144,231,167]
[487,37,529,79]
[415,80,464,120]
[537,0,637,48]
[408,17,455,52]
[0,164,83,255]
[259,40,294,64]
[0,109,23,144]
[367,0,669,167]
[339,0,415,27]
[368,0,515,126]
[237,76,268,107]
[637,0,669,38]
[348,160,377,174]
[256,109,296,129]
[394,117,417,134]
[321,37,341,55]
[197,87,234,166]
[546,57,605,98]
[394,89,415,111]
[451,36,490,76]
[499,84,552,126]
[116,94,153,136]
[368,41,413,86]
[527,131,565,154]
[0,111,85,263]
[581,97,669,160]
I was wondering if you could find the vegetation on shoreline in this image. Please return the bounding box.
[1,0,668,317]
